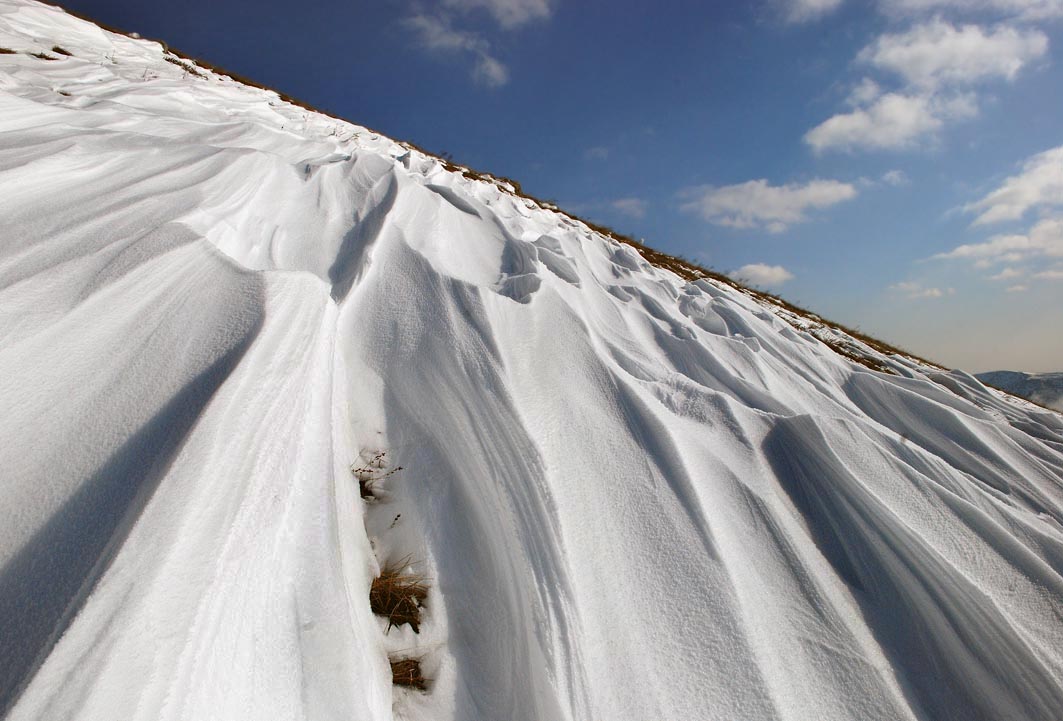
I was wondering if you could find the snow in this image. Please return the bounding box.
[2,2,1063,719]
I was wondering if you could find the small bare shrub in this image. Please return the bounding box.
[51,45,72,56]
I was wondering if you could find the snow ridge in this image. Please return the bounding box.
[1,2,1063,720]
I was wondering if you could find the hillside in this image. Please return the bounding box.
[2,2,1063,720]
[977,371,1063,413]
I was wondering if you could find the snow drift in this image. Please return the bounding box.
[2,2,1063,720]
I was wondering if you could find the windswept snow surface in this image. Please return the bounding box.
[2,3,1063,720]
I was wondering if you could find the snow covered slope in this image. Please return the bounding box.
[977,371,1063,413]
[2,3,1063,720]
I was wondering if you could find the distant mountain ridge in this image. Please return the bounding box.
[977,370,1063,412]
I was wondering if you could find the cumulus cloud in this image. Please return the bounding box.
[890,280,955,297]
[966,145,1063,224]
[859,20,1047,89]
[405,0,552,88]
[443,0,553,28]
[805,93,953,152]
[734,263,795,286]
[934,217,1063,262]
[847,78,883,106]
[942,148,1063,286]
[806,19,1045,153]
[405,14,481,52]
[933,232,1039,259]
[584,146,610,161]
[611,198,648,218]
[879,0,1063,21]
[404,14,510,87]
[785,0,846,22]
[679,179,857,232]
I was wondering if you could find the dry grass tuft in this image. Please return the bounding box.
[390,657,427,691]
[0,48,15,54]
[30,51,57,60]
[370,560,428,633]
[164,54,205,78]
[51,45,72,56]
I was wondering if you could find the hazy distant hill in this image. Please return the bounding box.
[977,371,1063,412]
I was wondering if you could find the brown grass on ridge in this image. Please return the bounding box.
[390,657,427,691]
[163,54,205,78]
[370,560,428,633]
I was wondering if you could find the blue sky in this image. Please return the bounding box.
[63,0,1063,372]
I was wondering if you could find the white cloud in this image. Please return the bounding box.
[879,0,1063,21]
[679,179,857,232]
[946,163,1063,283]
[934,217,1063,262]
[966,146,1063,224]
[933,232,1039,259]
[847,78,883,106]
[859,20,1047,89]
[882,169,910,185]
[611,197,648,218]
[805,93,951,151]
[890,280,955,297]
[806,19,1045,153]
[405,1,552,87]
[786,0,846,22]
[1007,284,1029,291]
[443,0,553,28]
[734,263,795,286]
[404,14,510,87]
[405,14,482,52]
